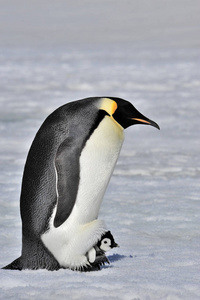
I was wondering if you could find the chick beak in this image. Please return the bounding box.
[113,242,119,248]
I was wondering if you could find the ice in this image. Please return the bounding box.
[0,0,200,299]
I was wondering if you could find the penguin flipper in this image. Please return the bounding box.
[54,137,80,228]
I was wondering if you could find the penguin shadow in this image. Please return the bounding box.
[107,253,127,263]
[101,253,129,270]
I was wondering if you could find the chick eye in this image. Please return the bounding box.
[104,241,107,244]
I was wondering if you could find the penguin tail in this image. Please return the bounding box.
[2,253,60,271]
[2,237,61,271]
[2,257,23,270]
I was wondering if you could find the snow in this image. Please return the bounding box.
[0,0,200,299]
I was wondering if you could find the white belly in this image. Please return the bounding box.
[42,116,124,269]
[72,115,124,223]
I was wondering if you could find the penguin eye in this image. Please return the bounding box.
[102,238,110,246]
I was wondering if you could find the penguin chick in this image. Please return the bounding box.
[87,231,119,270]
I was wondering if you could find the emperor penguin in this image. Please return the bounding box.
[3,97,159,271]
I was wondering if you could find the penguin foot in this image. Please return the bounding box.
[79,264,100,272]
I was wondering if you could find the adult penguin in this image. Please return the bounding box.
[3,97,159,271]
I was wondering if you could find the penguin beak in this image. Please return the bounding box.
[113,242,119,248]
[129,104,160,130]
[132,117,160,130]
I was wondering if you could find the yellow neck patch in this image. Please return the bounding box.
[99,97,124,131]
[99,98,118,116]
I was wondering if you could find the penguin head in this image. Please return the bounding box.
[97,231,119,252]
[99,97,160,130]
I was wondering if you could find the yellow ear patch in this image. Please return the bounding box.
[100,98,117,116]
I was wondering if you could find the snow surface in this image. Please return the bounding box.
[0,1,200,299]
